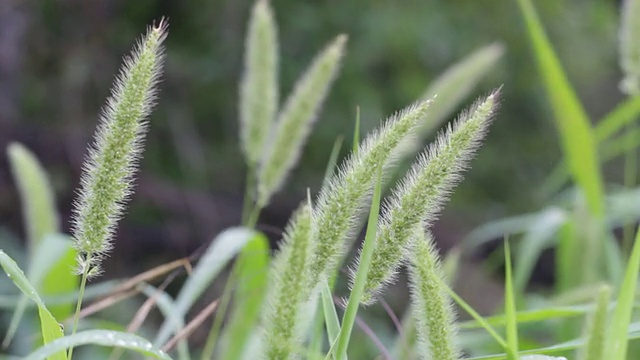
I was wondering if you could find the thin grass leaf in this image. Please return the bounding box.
[321,280,342,360]
[0,250,66,360]
[595,96,640,141]
[154,227,257,346]
[440,278,507,349]
[138,285,189,360]
[309,98,433,292]
[219,234,269,360]
[605,225,640,360]
[25,330,171,360]
[257,35,347,207]
[458,305,590,330]
[358,90,500,303]
[576,285,611,360]
[516,0,604,218]
[334,165,383,360]
[321,136,345,188]
[3,234,76,348]
[541,96,640,197]
[408,232,461,360]
[353,106,361,154]
[503,240,519,360]
[513,208,566,294]
[240,0,279,167]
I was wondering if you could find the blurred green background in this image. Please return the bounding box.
[0,0,624,281]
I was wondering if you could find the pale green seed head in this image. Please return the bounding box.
[263,200,314,359]
[356,89,500,304]
[620,0,640,95]
[240,0,279,168]
[257,34,347,208]
[409,231,461,360]
[307,98,433,291]
[71,20,167,277]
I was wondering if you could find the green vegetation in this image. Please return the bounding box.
[3,0,640,359]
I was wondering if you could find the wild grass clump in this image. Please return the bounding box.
[3,1,640,360]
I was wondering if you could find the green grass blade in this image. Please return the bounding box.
[218,234,270,360]
[516,0,604,218]
[40,234,78,320]
[513,208,566,294]
[321,280,341,360]
[3,234,77,348]
[25,330,171,360]
[462,212,540,252]
[458,305,589,329]
[353,106,360,154]
[605,225,640,359]
[504,240,519,360]
[139,285,189,360]
[0,250,66,360]
[595,96,640,141]
[7,142,60,251]
[321,136,345,188]
[154,227,257,346]
[334,166,383,360]
[439,278,507,349]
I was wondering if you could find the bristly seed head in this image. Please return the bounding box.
[71,21,167,278]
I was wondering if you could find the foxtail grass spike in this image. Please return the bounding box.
[262,199,315,359]
[240,0,279,167]
[71,20,167,278]
[308,98,433,291]
[257,35,347,207]
[408,231,461,360]
[620,0,640,95]
[356,89,500,304]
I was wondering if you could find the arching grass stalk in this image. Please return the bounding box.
[308,98,433,291]
[355,90,500,304]
[68,20,167,359]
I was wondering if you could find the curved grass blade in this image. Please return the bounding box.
[513,208,566,294]
[605,225,640,360]
[0,250,65,360]
[516,0,604,218]
[218,234,269,360]
[25,330,171,360]
[503,240,519,360]
[321,279,342,360]
[154,227,258,346]
[3,234,77,348]
[334,165,383,360]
